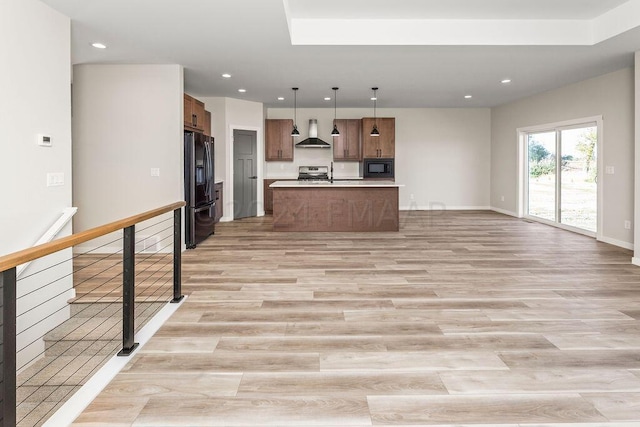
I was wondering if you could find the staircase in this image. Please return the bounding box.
[15,301,165,427]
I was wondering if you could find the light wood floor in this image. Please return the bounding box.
[71,211,640,426]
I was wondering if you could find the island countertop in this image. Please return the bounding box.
[270,180,401,188]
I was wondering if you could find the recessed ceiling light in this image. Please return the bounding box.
[464,95,472,99]
[501,79,512,84]
[238,89,246,93]
[222,73,232,78]
[324,97,331,101]
[91,42,107,49]
[277,97,285,101]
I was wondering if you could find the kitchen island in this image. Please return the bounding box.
[270,180,400,232]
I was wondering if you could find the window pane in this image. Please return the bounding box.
[560,126,597,232]
[527,132,556,221]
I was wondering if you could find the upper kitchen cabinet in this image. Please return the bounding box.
[184,93,205,132]
[265,119,294,161]
[332,119,362,161]
[361,117,395,158]
[204,110,212,136]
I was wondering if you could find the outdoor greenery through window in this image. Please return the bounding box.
[527,124,597,233]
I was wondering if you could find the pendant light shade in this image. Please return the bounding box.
[291,87,300,137]
[370,87,380,137]
[331,87,340,137]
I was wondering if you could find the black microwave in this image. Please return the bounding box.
[362,158,394,179]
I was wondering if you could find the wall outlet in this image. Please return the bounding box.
[500,195,505,202]
[624,220,631,230]
[151,168,160,177]
[37,134,52,147]
[410,193,415,200]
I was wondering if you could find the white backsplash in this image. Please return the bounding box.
[265,151,361,179]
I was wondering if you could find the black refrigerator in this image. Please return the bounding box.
[184,131,215,248]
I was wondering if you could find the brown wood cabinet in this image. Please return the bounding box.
[184,94,205,132]
[214,182,223,222]
[332,119,361,161]
[204,110,212,136]
[265,119,294,161]
[264,179,296,214]
[264,179,277,214]
[361,117,395,158]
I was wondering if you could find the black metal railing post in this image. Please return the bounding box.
[1,267,17,426]
[171,208,184,303]
[117,225,138,356]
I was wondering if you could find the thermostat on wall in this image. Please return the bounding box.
[37,134,52,147]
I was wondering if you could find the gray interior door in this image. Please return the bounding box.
[233,129,257,219]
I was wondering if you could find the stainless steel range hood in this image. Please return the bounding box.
[295,119,331,148]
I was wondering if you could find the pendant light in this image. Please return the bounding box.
[370,87,380,137]
[291,87,300,137]
[331,87,340,137]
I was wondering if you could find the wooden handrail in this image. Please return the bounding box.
[0,201,185,272]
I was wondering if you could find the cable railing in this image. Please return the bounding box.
[0,201,185,427]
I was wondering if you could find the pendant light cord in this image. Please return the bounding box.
[373,88,377,125]
[293,88,297,124]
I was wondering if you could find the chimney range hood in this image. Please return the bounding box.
[295,119,331,148]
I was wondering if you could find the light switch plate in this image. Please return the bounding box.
[47,172,64,186]
[151,168,160,177]
[605,166,615,174]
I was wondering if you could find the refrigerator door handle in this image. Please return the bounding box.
[204,141,212,200]
[193,203,214,213]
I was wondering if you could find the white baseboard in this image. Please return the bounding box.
[399,205,491,211]
[632,257,640,267]
[42,296,186,427]
[598,235,634,250]
[490,207,519,217]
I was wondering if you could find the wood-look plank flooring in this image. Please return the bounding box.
[71,211,640,426]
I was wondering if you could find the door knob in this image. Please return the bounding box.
[248,176,258,179]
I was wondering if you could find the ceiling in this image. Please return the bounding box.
[40,0,640,108]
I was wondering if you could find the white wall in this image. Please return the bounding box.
[491,68,635,247]
[267,108,492,210]
[0,0,73,368]
[634,53,640,264]
[72,64,184,251]
[200,97,264,220]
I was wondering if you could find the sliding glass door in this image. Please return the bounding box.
[525,123,598,235]
[559,126,597,232]
[527,131,556,222]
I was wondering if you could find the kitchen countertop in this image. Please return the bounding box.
[270,180,401,188]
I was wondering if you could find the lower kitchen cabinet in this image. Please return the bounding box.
[214,182,223,222]
[264,179,296,214]
[264,179,277,214]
